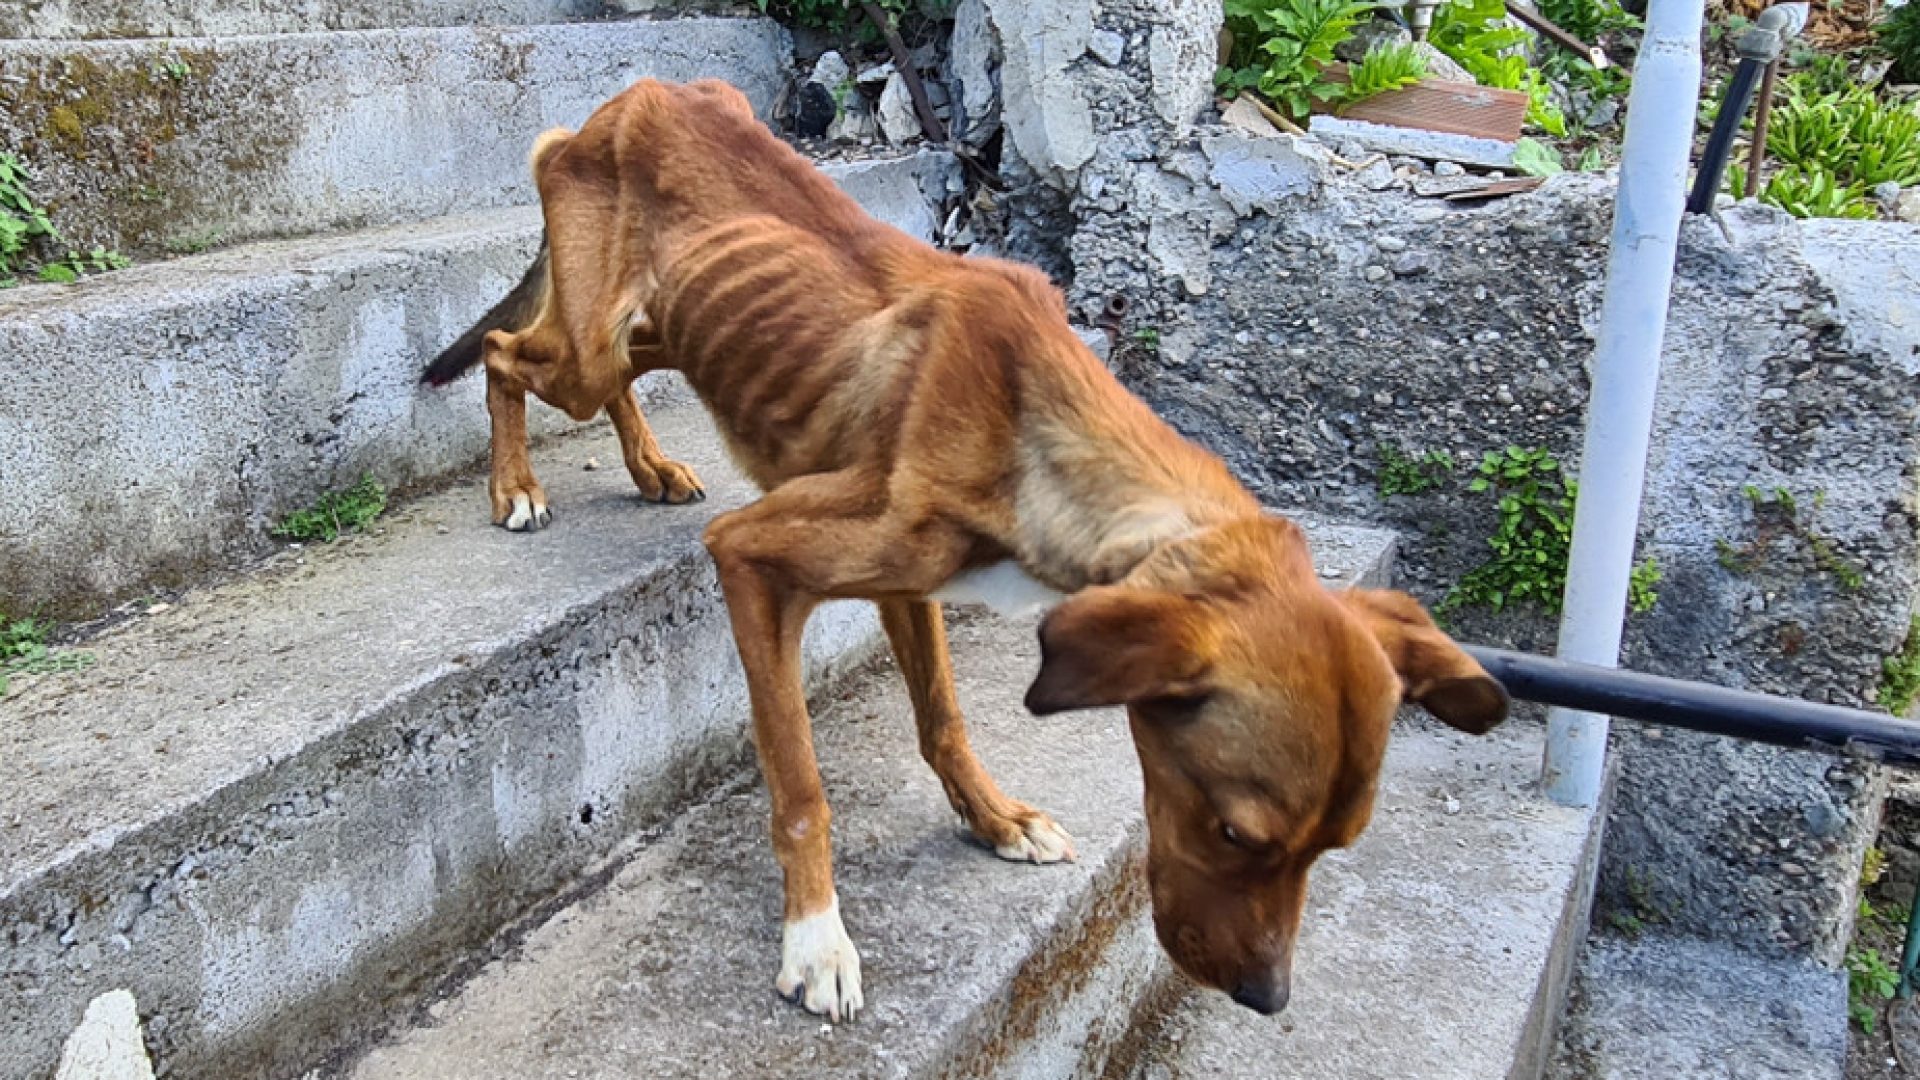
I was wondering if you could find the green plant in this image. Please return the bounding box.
[1428,0,1567,134]
[1535,0,1639,46]
[1377,445,1454,496]
[164,229,226,256]
[1729,164,1875,220]
[1335,41,1428,111]
[37,247,132,283]
[1884,0,1920,85]
[1,613,95,697]
[1218,0,1373,118]
[1849,946,1900,1032]
[272,474,389,543]
[1131,326,1160,350]
[756,0,933,37]
[1439,447,1576,616]
[1731,77,1920,217]
[1512,137,1564,177]
[1726,485,1865,590]
[1628,556,1660,614]
[0,153,57,280]
[1882,615,1920,716]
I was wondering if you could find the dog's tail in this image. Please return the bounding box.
[420,240,551,387]
[421,127,575,388]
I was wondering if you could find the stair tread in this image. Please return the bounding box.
[1,401,748,894]
[343,607,1588,1080]
[342,531,1403,1080]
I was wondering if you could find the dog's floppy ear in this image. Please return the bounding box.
[1338,588,1509,734]
[1025,586,1219,715]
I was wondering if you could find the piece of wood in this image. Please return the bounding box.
[1313,65,1528,143]
[1441,176,1545,200]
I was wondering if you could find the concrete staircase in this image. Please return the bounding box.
[1,5,1606,1079]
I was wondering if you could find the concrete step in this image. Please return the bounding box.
[0,402,888,1080]
[1,1,734,40]
[335,520,1404,1080]
[1108,733,1601,1080]
[0,17,788,257]
[0,150,959,619]
[1548,934,1846,1080]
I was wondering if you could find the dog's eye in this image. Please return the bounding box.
[1221,822,1256,850]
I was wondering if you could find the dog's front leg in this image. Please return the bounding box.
[704,471,976,1021]
[707,526,860,1023]
[605,385,706,505]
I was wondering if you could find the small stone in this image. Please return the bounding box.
[792,82,836,140]
[857,61,894,85]
[877,73,921,144]
[1373,235,1408,253]
[1336,19,1412,64]
[1392,250,1432,277]
[1899,189,1920,224]
[143,603,170,615]
[1338,139,1369,161]
[1494,387,1515,405]
[810,51,850,89]
[584,457,602,471]
[1364,265,1390,282]
[1358,158,1397,191]
[1779,861,1806,876]
[1874,181,1903,211]
[1089,29,1127,66]
[1412,42,1477,85]
[1408,204,1447,224]
[1434,161,1466,177]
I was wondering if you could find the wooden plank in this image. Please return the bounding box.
[1313,65,1528,142]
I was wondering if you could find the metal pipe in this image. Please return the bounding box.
[1467,647,1920,768]
[1686,56,1763,214]
[1745,57,1782,199]
[1537,0,1703,808]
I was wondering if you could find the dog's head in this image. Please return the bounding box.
[1024,516,1507,1015]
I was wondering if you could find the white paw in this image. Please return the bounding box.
[777,896,864,1023]
[994,815,1078,864]
[503,493,551,532]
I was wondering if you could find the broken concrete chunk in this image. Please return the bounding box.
[55,991,155,1080]
[1089,28,1127,65]
[1411,41,1477,85]
[1308,115,1516,169]
[1336,19,1412,63]
[810,50,851,90]
[877,73,921,144]
[1219,95,1280,138]
[1200,131,1328,216]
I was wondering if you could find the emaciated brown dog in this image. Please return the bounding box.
[423,78,1510,1023]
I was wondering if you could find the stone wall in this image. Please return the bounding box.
[966,0,1920,967]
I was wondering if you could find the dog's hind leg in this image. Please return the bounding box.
[482,351,551,532]
[878,598,1076,865]
[605,384,706,504]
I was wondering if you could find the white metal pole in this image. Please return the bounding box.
[1540,0,1705,807]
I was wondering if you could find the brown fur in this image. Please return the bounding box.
[440,78,1510,1020]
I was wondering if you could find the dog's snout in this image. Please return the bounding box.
[1230,972,1291,1016]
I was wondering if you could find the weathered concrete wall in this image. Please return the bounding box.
[0,0,610,39]
[0,154,958,620]
[1063,134,1917,966]
[0,18,788,257]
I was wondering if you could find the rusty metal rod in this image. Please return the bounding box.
[1503,1,1612,69]
[1744,57,1781,199]
[858,2,949,144]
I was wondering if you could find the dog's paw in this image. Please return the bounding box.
[497,491,552,532]
[776,898,864,1023]
[990,808,1078,865]
[630,457,706,504]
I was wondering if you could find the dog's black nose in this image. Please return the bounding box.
[1230,975,1291,1016]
